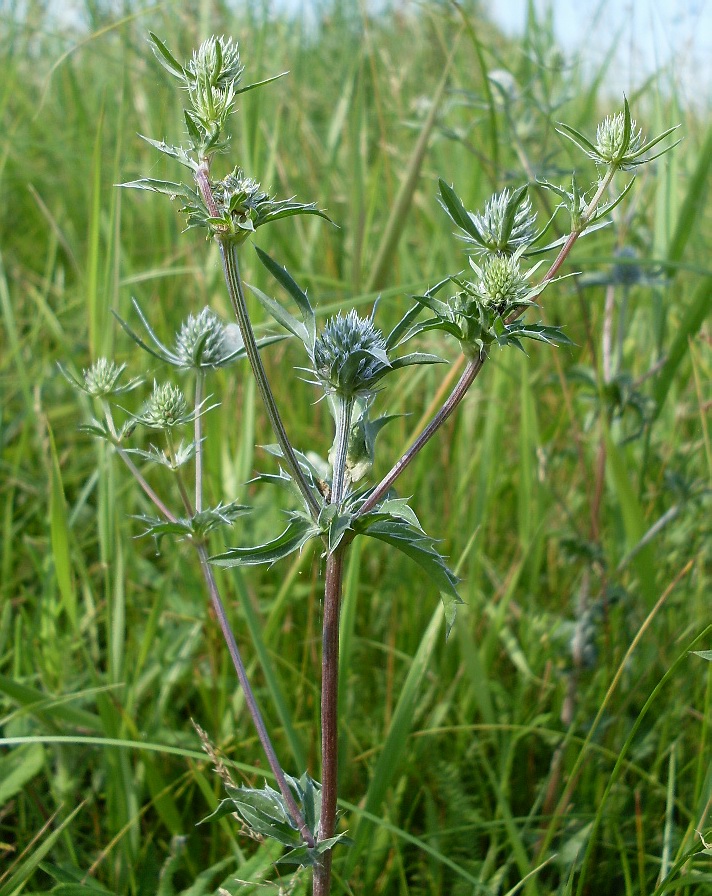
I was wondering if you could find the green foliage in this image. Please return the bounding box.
[1,2,709,895]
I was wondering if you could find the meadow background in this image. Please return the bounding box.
[1,1,710,894]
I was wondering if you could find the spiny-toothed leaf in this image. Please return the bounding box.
[133,516,193,541]
[148,32,186,81]
[389,351,446,370]
[138,136,198,171]
[118,177,199,205]
[385,302,424,350]
[441,589,465,639]
[78,420,115,441]
[247,283,309,345]
[259,202,333,228]
[501,184,529,243]
[632,126,682,160]
[592,178,637,223]
[358,518,460,599]
[412,291,452,318]
[234,71,289,96]
[371,497,422,529]
[184,109,203,146]
[211,515,320,567]
[438,179,484,243]
[255,247,315,333]
[279,833,353,867]
[555,122,599,156]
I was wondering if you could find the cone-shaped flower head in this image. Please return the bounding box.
[138,383,189,430]
[472,254,531,310]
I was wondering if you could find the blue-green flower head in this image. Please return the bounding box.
[175,307,231,368]
[312,310,390,399]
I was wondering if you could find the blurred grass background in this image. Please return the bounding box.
[0,1,710,894]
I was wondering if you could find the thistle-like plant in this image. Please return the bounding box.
[67,32,679,896]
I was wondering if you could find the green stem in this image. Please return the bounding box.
[219,239,321,520]
[330,396,354,506]
[166,430,194,517]
[195,373,205,513]
[103,406,177,522]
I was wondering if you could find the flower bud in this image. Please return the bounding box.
[140,382,188,429]
[595,111,642,167]
[473,254,530,309]
[82,358,130,397]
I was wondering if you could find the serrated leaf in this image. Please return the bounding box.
[234,71,289,96]
[279,833,353,866]
[255,247,315,331]
[358,517,460,599]
[148,32,186,81]
[138,135,198,171]
[211,515,320,568]
[247,283,309,345]
[438,179,483,244]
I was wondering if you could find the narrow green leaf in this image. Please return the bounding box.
[665,125,712,277]
[0,743,45,804]
[345,604,445,877]
[247,283,309,344]
[604,426,655,603]
[232,568,307,771]
[0,803,83,896]
[48,425,76,628]
[437,179,482,242]
[148,32,185,80]
[653,275,712,417]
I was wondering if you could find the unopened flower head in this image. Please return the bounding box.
[595,111,642,168]
[139,382,189,429]
[82,359,129,397]
[472,254,530,309]
[471,189,537,255]
[212,169,270,222]
[187,36,243,90]
[175,307,230,368]
[313,310,389,398]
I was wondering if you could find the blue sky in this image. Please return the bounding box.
[486,0,711,104]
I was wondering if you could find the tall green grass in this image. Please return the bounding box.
[1,1,710,894]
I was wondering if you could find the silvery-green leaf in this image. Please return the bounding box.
[211,515,319,567]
